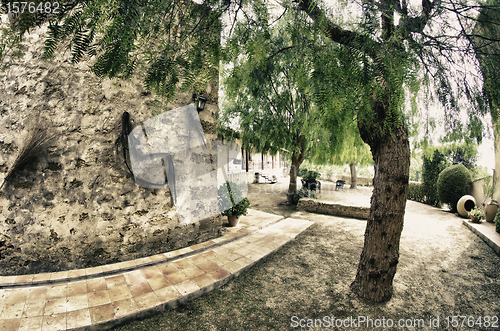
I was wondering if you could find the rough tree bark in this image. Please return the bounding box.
[287,137,307,203]
[350,162,357,189]
[351,116,410,302]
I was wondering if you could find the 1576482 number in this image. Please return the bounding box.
[445,316,498,328]
[6,2,60,14]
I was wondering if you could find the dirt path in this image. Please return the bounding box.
[116,176,500,331]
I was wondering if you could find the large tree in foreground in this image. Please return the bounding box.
[4,0,497,303]
[293,0,493,301]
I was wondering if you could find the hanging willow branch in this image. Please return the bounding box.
[0,112,56,191]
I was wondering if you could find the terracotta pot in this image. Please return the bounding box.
[484,200,499,223]
[470,215,481,224]
[457,195,476,218]
[228,215,240,227]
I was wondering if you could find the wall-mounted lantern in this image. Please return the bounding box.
[194,94,207,113]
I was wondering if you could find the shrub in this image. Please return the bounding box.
[217,181,250,217]
[298,167,307,177]
[303,170,320,180]
[437,164,472,212]
[422,149,449,207]
[407,183,426,203]
[495,212,500,234]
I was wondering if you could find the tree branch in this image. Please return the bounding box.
[296,0,380,58]
[266,46,295,61]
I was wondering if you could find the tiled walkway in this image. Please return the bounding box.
[0,209,313,331]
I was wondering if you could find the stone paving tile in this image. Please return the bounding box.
[157,263,179,276]
[154,286,181,303]
[5,289,29,305]
[112,298,138,319]
[134,292,161,310]
[45,285,67,301]
[67,269,86,279]
[87,290,111,308]
[43,298,67,316]
[0,212,313,331]
[66,309,91,329]
[14,275,33,284]
[66,294,89,312]
[67,281,86,297]
[86,279,106,293]
[165,271,188,285]
[108,285,132,302]
[42,312,66,330]
[146,276,171,291]
[89,303,115,324]
[0,318,21,330]
[1,303,25,319]
[23,301,45,318]
[18,315,42,331]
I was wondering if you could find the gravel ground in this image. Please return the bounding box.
[114,176,500,331]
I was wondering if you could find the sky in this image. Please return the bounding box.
[218,0,497,173]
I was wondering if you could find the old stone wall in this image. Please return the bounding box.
[0,23,222,276]
[297,198,370,220]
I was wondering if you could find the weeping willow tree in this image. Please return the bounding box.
[221,5,345,201]
[311,120,373,189]
[4,0,498,303]
[472,1,500,198]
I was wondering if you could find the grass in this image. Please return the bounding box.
[112,199,500,331]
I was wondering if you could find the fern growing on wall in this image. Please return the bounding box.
[0,112,56,191]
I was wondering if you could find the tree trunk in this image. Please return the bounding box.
[350,124,410,302]
[288,154,301,194]
[287,137,307,203]
[350,162,357,189]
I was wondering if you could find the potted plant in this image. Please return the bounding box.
[301,170,321,192]
[468,207,483,224]
[483,175,499,223]
[217,181,250,227]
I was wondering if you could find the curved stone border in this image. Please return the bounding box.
[463,220,500,256]
[297,198,370,220]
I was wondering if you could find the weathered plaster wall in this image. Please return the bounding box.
[297,198,370,220]
[0,24,222,275]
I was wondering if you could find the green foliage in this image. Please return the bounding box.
[409,153,423,182]
[419,141,480,206]
[217,181,250,217]
[3,0,220,104]
[495,212,500,233]
[302,170,320,180]
[482,175,495,199]
[437,164,473,212]
[298,187,317,199]
[221,8,322,158]
[472,2,500,134]
[300,161,374,180]
[407,183,426,203]
[422,149,448,207]
[468,207,483,223]
[286,187,316,205]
